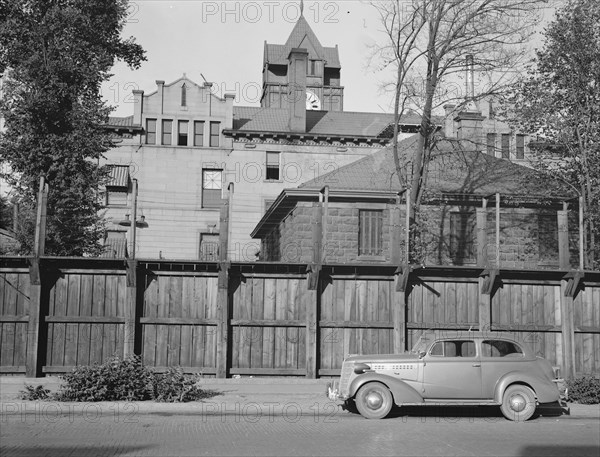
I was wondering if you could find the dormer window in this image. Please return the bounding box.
[181,83,187,107]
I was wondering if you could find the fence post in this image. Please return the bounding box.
[26,259,43,377]
[476,207,488,267]
[392,285,406,353]
[478,276,492,333]
[26,178,48,377]
[216,185,232,378]
[306,285,318,378]
[124,260,138,357]
[560,279,576,379]
[557,209,570,270]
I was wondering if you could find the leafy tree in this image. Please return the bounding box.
[504,0,600,269]
[0,0,145,256]
[369,0,546,261]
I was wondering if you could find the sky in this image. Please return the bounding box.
[104,0,559,117]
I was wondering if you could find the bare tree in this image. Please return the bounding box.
[369,0,548,253]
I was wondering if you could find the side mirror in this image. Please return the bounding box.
[419,351,426,359]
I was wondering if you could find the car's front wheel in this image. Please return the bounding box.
[355,382,393,419]
[500,384,537,421]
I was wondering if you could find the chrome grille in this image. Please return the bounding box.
[338,361,353,398]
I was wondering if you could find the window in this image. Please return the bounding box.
[266,152,280,180]
[194,121,204,146]
[178,120,188,146]
[430,340,476,357]
[538,214,558,262]
[210,121,220,147]
[146,119,156,144]
[501,134,510,159]
[482,340,523,357]
[516,134,525,159]
[162,119,172,145]
[202,169,223,208]
[308,60,317,76]
[449,212,476,264]
[105,165,129,207]
[486,133,496,156]
[199,233,219,261]
[107,190,127,206]
[359,210,383,256]
[181,83,187,107]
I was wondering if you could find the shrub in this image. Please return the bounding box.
[49,356,214,403]
[567,375,600,404]
[20,384,51,400]
[152,367,211,402]
[56,355,155,402]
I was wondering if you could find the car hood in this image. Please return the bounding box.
[344,353,421,363]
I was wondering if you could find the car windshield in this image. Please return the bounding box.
[410,333,433,354]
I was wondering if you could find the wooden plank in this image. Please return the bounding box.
[456,282,468,324]
[320,320,395,329]
[46,316,126,323]
[191,324,205,369]
[16,273,29,316]
[142,322,156,366]
[140,317,218,325]
[262,278,276,368]
[250,276,265,369]
[64,323,78,366]
[238,278,250,369]
[446,282,457,324]
[168,323,181,366]
[92,275,106,317]
[152,323,166,366]
[0,366,26,373]
[275,278,287,368]
[1,323,15,366]
[4,273,18,315]
[358,280,368,353]
[229,367,305,376]
[0,315,30,322]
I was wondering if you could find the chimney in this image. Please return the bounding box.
[132,89,144,125]
[454,55,484,148]
[156,80,165,114]
[287,48,308,133]
[443,104,457,138]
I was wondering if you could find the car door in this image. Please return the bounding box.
[422,339,482,399]
[480,339,527,399]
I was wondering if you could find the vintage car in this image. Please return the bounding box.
[327,330,566,421]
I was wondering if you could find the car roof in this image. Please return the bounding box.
[417,330,525,341]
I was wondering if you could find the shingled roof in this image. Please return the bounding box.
[299,136,574,198]
[230,107,430,138]
[264,15,340,67]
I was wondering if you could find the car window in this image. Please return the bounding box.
[482,340,523,357]
[429,340,476,357]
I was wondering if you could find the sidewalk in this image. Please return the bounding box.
[1,376,598,419]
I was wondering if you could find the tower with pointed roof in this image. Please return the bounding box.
[261,14,344,111]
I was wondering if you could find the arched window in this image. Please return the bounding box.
[181,83,187,107]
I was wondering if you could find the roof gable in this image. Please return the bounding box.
[264,16,340,67]
[299,137,574,198]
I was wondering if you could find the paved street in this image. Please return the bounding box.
[2,391,599,457]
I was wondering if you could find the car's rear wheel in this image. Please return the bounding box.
[355,382,393,419]
[501,385,537,421]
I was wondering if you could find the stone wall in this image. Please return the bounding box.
[262,200,576,268]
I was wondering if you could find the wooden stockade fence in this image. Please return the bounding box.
[1,257,599,378]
